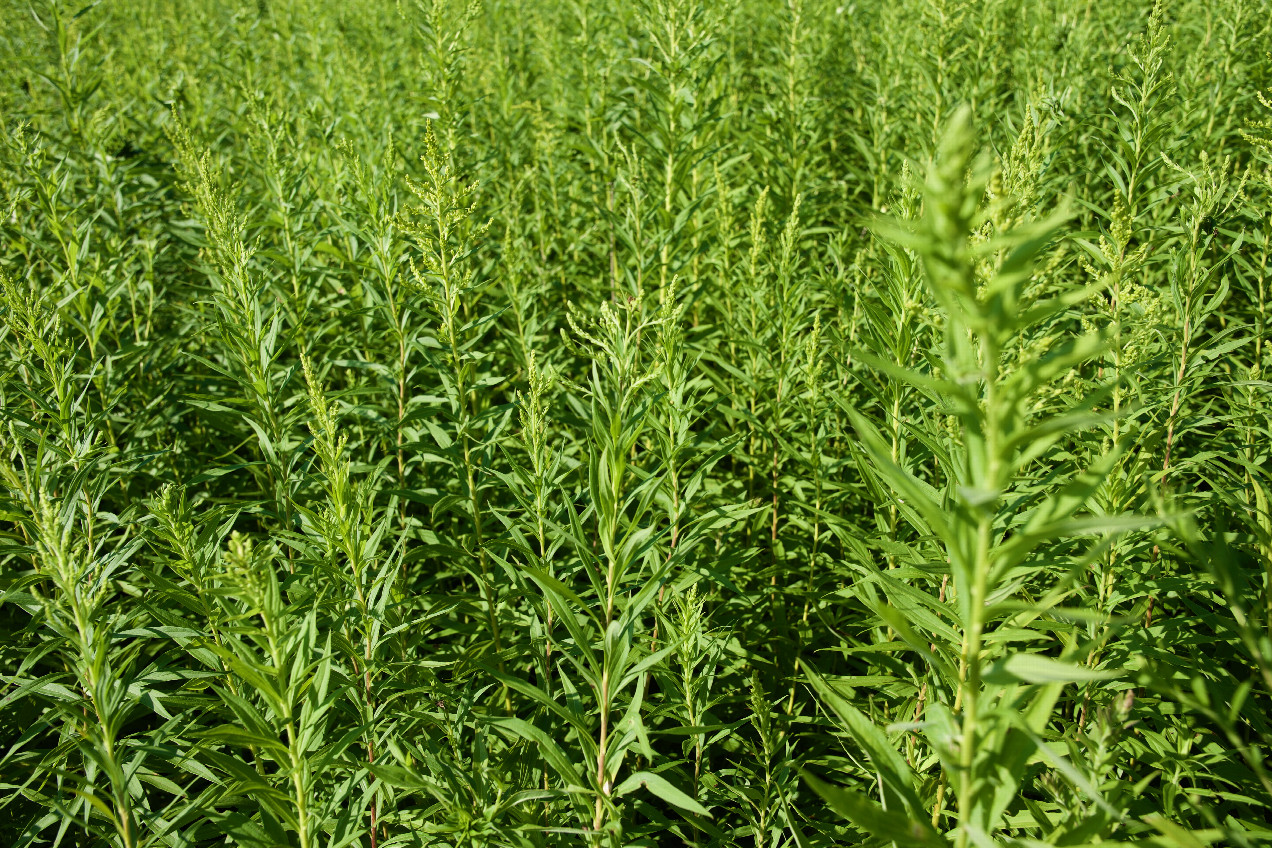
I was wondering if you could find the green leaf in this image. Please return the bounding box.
[803,771,948,846]
[613,770,709,817]
[984,654,1120,685]
[803,660,927,817]
[485,715,583,786]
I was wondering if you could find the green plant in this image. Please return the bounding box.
[3,1,1272,845]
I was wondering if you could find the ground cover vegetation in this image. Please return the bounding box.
[1,0,1272,844]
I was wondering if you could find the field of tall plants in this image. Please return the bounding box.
[2,0,1272,844]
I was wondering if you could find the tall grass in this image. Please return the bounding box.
[2,0,1272,845]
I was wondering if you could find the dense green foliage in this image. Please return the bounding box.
[2,0,1272,844]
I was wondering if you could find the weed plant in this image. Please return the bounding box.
[2,0,1272,845]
